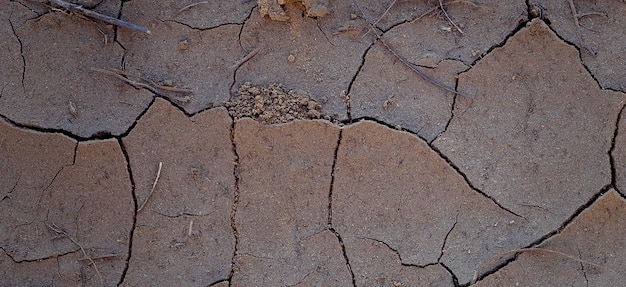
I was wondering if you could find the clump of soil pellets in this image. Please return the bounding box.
[224,82,332,124]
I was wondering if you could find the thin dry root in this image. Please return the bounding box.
[138,161,163,212]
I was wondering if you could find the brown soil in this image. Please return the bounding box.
[1,0,625,286]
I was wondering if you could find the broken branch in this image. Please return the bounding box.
[48,0,151,34]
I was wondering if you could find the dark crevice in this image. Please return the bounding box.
[429,143,526,219]
[328,227,356,287]
[440,262,461,287]
[8,18,26,91]
[227,119,241,284]
[38,142,78,205]
[12,0,44,16]
[472,184,613,284]
[438,213,458,262]
[468,14,529,67]
[344,116,523,218]
[447,62,474,126]
[315,19,334,46]
[153,211,215,218]
[344,116,421,142]
[230,6,259,101]
[208,279,229,287]
[165,19,242,31]
[114,0,124,43]
[538,14,613,92]
[327,129,342,227]
[608,96,625,194]
[4,246,80,264]
[360,236,439,268]
[236,4,257,51]
[344,41,375,123]
[115,138,137,286]
[0,108,108,141]
[325,129,355,286]
[577,246,590,287]
[0,246,16,262]
[1,173,21,202]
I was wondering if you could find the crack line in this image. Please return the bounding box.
[8,18,26,91]
[115,138,137,286]
[326,129,356,286]
[228,119,241,284]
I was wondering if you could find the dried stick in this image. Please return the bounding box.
[369,27,469,97]
[471,247,603,284]
[175,1,209,17]
[138,161,162,212]
[439,0,464,34]
[411,0,479,24]
[46,223,103,286]
[567,0,581,27]
[372,0,398,27]
[90,68,192,96]
[231,47,260,70]
[48,0,151,34]
[90,67,157,93]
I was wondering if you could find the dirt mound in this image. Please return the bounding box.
[224,82,333,124]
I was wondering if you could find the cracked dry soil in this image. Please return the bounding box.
[1,0,626,286]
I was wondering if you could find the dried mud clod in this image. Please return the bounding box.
[258,0,330,21]
[224,82,332,124]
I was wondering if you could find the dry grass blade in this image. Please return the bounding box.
[439,0,464,34]
[175,1,209,17]
[231,47,261,70]
[138,161,163,212]
[372,0,398,26]
[411,0,480,24]
[48,0,151,34]
[371,29,470,98]
[46,223,103,286]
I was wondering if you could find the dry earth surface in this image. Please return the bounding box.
[1,0,626,286]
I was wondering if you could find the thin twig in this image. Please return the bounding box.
[78,254,119,262]
[231,47,260,70]
[46,223,103,286]
[175,1,209,17]
[439,0,464,34]
[372,0,398,27]
[411,0,479,24]
[575,12,608,18]
[90,67,160,95]
[369,27,469,98]
[48,0,151,34]
[471,247,603,284]
[567,0,580,27]
[138,161,162,212]
[90,68,192,96]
